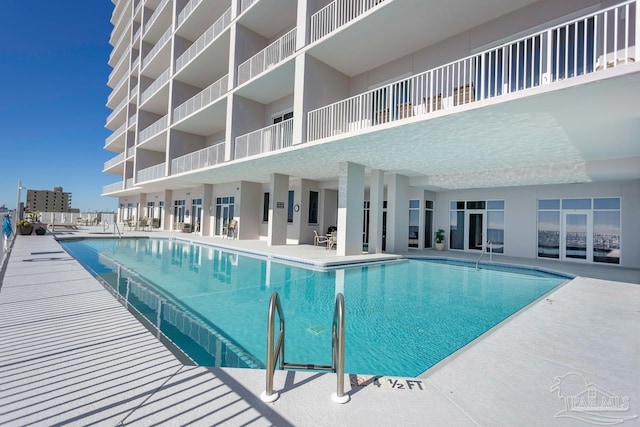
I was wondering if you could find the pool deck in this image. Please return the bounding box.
[1,228,639,426]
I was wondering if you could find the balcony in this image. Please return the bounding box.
[171,142,225,175]
[139,114,168,146]
[175,7,233,74]
[240,0,258,14]
[103,181,124,194]
[142,26,172,71]
[143,0,170,37]
[137,163,166,183]
[106,98,129,130]
[104,152,125,171]
[140,68,171,105]
[237,28,296,85]
[173,75,228,124]
[310,0,386,43]
[308,1,638,141]
[104,122,127,149]
[235,118,293,160]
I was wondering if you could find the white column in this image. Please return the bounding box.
[202,184,213,236]
[268,173,289,246]
[337,162,364,256]
[385,174,409,253]
[368,169,384,253]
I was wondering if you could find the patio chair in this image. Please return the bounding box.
[314,230,330,248]
[226,219,238,239]
[327,231,337,250]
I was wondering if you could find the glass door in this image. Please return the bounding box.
[467,212,484,251]
[562,212,592,261]
[215,197,235,236]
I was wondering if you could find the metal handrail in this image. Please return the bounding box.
[260,291,348,403]
[331,293,348,403]
[114,221,122,238]
[476,240,491,270]
[261,292,285,402]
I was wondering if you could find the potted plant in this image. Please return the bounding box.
[35,224,47,235]
[434,229,446,251]
[17,219,33,235]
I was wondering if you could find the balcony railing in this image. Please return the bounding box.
[178,0,205,27]
[108,50,130,84]
[143,0,170,35]
[105,122,127,147]
[103,181,124,194]
[127,146,136,157]
[137,163,166,183]
[131,54,140,71]
[140,68,170,104]
[107,73,128,105]
[142,26,172,69]
[240,0,258,14]
[130,84,138,100]
[139,114,168,144]
[106,97,128,125]
[171,141,225,175]
[173,75,229,123]
[104,152,125,170]
[308,0,638,141]
[235,118,293,160]
[125,178,134,189]
[128,113,137,127]
[310,0,386,43]
[175,7,233,73]
[237,28,296,85]
[109,20,132,64]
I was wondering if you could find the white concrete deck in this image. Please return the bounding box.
[1,228,638,426]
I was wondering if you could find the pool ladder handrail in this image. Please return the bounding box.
[260,291,349,404]
[475,240,492,270]
[113,221,122,238]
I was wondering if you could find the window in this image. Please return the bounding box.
[593,198,620,265]
[273,111,293,124]
[537,197,620,264]
[424,200,433,248]
[487,202,505,254]
[174,200,186,223]
[262,192,270,222]
[287,190,294,223]
[308,191,318,224]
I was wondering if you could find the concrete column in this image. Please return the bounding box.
[268,173,289,246]
[202,184,213,236]
[385,174,409,253]
[139,194,147,220]
[337,162,364,256]
[164,189,172,231]
[292,55,307,146]
[368,169,384,253]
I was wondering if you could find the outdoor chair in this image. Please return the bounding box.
[314,230,330,248]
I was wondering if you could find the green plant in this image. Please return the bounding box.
[17,219,32,227]
[434,229,445,243]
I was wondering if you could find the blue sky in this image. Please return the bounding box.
[0,2,115,211]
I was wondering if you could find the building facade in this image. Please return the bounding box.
[26,186,72,213]
[103,0,640,268]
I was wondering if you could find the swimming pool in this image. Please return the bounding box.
[60,237,568,377]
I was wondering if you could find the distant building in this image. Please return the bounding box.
[26,187,72,213]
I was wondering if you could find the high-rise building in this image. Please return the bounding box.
[102,0,640,268]
[26,187,72,212]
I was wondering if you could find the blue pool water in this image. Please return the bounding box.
[60,238,568,377]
